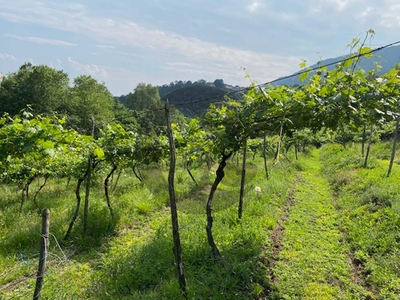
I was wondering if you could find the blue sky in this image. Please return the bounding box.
[0,0,399,95]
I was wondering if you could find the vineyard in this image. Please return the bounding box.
[1,36,400,299]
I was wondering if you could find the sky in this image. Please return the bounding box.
[0,0,399,96]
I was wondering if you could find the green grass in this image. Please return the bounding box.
[0,156,297,299]
[3,144,400,299]
[320,143,400,299]
[271,151,369,299]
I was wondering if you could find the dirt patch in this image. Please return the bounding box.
[267,175,299,283]
[0,273,35,292]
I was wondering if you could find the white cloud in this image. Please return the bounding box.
[0,0,302,83]
[68,57,108,77]
[247,1,261,12]
[309,5,321,14]
[56,58,62,65]
[358,6,373,18]
[112,50,146,59]
[357,1,400,28]
[95,44,116,49]
[0,52,16,61]
[163,61,233,78]
[325,0,354,11]
[4,33,77,46]
[377,1,400,28]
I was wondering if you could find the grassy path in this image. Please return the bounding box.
[270,152,370,299]
[268,175,299,284]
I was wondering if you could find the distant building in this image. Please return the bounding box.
[225,84,242,91]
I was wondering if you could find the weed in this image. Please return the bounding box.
[134,200,154,215]
[360,185,392,209]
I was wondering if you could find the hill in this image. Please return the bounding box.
[160,85,227,117]
[114,79,244,118]
[275,44,400,86]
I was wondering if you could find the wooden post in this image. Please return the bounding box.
[387,118,399,177]
[274,121,284,162]
[83,154,92,237]
[83,116,95,237]
[361,124,366,157]
[33,209,50,300]
[165,100,188,299]
[263,133,269,180]
[363,124,373,168]
[238,138,247,220]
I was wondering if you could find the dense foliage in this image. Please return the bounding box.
[157,78,241,98]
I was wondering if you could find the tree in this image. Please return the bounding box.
[125,83,165,134]
[66,75,115,134]
[113,100,139,131]
[125,83,161,111]
[213,79,225,89]
[0,63,69,116]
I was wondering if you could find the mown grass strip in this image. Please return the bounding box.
[271,154,369,299]
[268,175,299,284]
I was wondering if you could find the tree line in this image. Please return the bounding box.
[157,78,231,98]
[0,63,185,135]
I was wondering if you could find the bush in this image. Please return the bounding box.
[329,170,357,192]
[360,185,392,209]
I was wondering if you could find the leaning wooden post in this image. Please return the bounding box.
[33,209,50,300]
[165,100,188,299]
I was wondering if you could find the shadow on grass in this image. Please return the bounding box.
[0,192,21,211]
[61,202,119,251]
[177,161,259,216]
[0,212,42,256]
[0,196,119,259]
[88,224,279,300]
[90,233,177,299]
